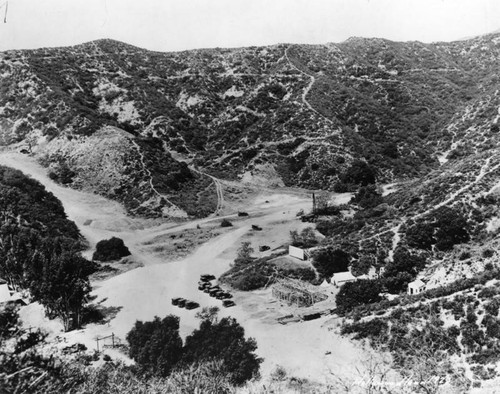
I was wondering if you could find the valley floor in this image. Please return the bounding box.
[0,150,390,388]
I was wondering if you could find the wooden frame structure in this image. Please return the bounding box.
[272,278,327,307]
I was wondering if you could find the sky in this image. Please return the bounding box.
[0,0,499,52]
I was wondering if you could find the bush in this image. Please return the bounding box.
[92,237,131,261]
[221,219,233,227]
[341,318,388,340]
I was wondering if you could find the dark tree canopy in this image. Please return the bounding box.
[126,315,183,377]
[312,247,350,279]
[340,160,376,186]
[0,166,92,331]
[383,246,427,279]
[126,314,262,385]
[92,237,131,261]
[433,207,470,251]
[336,279,382,314]
[405,207,470,251]
[351,185,384,209]
[182,317,262,385]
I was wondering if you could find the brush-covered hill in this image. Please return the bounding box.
[0,34,499,216]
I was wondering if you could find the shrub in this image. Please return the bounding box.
[221,219,233,227]
[341,318,388,340]
[92,237,131,261]
[482,249,495,259]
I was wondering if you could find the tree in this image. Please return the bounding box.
[336,279,382,314]
[234,242,254,266]
[350,255,372,277]
[126,315,183,377]
[300,227,318,248]
[182,317,262,385]
[351,185,383,209]
[405,207,469,252]
[406,221,435,250]
[289,230,301,247]
[340,160,376,186]
[31,243,95,331]
[289,227,318,248]
[195,306,220,323]
[433,207,469,251]
[312,247,349,279]
[92,237,131,261]
[383,246,427,280]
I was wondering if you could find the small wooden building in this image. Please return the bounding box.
[408,279,426,295]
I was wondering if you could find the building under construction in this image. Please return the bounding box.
[272,278,327,307]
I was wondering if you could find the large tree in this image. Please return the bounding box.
[336,279,382,314]
[126,315,183,377]
[182,317,262,385]
[312,247,350,279]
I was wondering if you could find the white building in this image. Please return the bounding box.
[331,271,357,287]
[288,245,311,261]
[0,283,12,303]
[408,279,426,295]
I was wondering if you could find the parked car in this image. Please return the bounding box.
[223,300,236,308]
[200,274,216,281]
[171,297,184,306]
[237,211,249,217]
[216,292,232,300]
[185,301,200,310]
[251,224,262,231]
[209,288,222,297]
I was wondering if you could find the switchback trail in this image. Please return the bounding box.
[284,46,339,132]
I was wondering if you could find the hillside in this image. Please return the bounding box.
[0,35,499,218]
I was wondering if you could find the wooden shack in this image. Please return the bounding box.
[272,278,327,307]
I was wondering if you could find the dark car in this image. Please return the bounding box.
[177,298,187,308]
[209,288,222,297]
[216,292,231,300]
[223,300,236,308]
[237,211,249,217]
[200,274,216,281]
[198,282,211,290]
[185,301,200,310]
[171,297,184,306]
